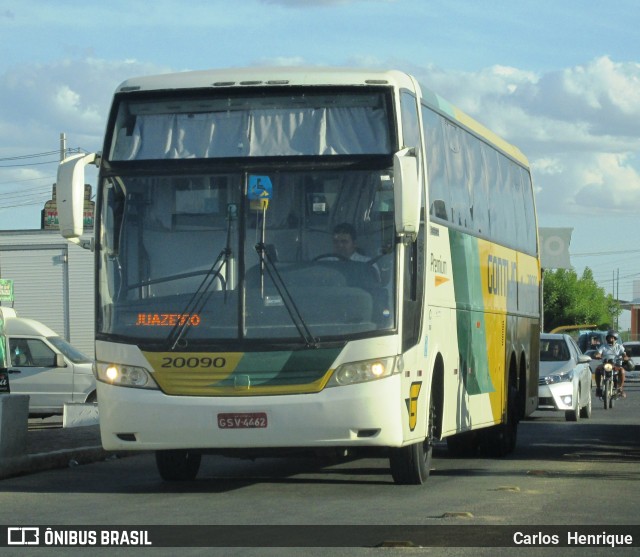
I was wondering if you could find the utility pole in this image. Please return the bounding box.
[611,269,616,331]
[59,132,66,162]
[616,268,620,331]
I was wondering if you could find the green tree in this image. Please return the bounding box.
[542,267,621,332]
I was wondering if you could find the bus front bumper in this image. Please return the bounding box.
[96,376,406,451]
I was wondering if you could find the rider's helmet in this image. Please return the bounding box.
[606,330,619,345]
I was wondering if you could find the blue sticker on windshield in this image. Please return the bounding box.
[248,176,273,200]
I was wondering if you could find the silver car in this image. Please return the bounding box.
[538,333,592,421]
[620,341,640,380]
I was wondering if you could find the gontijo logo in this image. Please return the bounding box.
[487,254,517,296]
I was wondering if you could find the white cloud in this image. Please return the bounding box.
[256,56,307,67]
[53,84,102,132]
[1,53,639,224]
[529,151,640,214]
[570,153,640,209]
[562,57,640,116]
[533,157,564,176]
[0,57,172,232]
[0,58,171,152]
[409,56,640,218]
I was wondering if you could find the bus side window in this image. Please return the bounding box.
[421,106,449,223]
[431,199,447,220]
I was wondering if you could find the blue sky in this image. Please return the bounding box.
[1,0,639,307]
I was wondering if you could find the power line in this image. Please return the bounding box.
[0,195,51,210]
[0,147,65,212]
[0,159,59,168]
[0,185,53,199]
[0,192,51,210]
[0,150,59,162]
[572,248,640,257]
[0,175,55,186]
[0,146,88,169]
[594,271,640,283]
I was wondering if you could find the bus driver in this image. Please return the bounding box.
[332,223,371,263]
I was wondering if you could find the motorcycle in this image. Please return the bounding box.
[600,356,632,409]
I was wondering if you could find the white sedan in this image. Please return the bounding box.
[538,333,592,421]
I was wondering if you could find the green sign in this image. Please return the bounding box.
[0,279,14,302]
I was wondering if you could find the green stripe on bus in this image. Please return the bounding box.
[449,230,495,396]
[224,347,343,387]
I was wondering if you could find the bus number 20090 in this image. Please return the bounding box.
[161,356,227,369]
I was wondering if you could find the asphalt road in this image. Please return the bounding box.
[1,381,639,556]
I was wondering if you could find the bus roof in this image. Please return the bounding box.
[115,66,529,167]
[116,67,416,93]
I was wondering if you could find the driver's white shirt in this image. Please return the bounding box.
[598,342,626,360]
[349,252,370,263]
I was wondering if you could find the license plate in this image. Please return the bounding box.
[217,412,268,429]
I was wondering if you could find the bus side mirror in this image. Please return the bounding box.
[57,153,97,242]
[393,148,420,242]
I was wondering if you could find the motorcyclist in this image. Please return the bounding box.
[593,330,628,398]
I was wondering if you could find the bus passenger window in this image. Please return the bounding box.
[430,200,447,220]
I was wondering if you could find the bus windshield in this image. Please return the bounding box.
[108,90,392,160]
[97,168,397,347]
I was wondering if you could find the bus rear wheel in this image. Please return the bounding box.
[480,381,518,457]
[446,431,479,457]
[155,450,201,481]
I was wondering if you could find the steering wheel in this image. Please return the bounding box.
[366,253,388,266]
[365,253,389,284]
[313,253,349,261]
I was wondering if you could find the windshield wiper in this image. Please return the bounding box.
[165,249,229,350]
[255,241,319,348]
[165,210,235,350]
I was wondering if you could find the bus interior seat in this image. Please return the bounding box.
[142,229,227,297]
[246,285,374,329]
[246,262,347,289]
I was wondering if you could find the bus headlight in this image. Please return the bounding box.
[94,361,159,389]
[329,356,397,387]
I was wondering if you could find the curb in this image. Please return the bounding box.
[0,447,133,481]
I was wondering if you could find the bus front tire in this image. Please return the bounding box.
[155,450,201,481]
[389,439,431,485]
[389,394,435,485]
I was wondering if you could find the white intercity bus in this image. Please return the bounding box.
[57,67,540,484]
